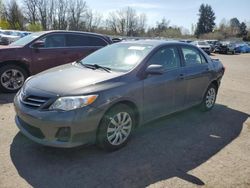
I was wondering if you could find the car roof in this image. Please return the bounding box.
[39,30,112,43]
[41,30,109,38]
[119,39,189,47]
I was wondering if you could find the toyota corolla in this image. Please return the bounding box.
[14,41,224,151]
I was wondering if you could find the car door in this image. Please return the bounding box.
[143,46,187,122]
[180,46,211,106]
[31,33,70,74]
[65,34,109,62]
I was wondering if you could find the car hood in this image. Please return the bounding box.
[26,63,124,96]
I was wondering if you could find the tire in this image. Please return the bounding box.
[97,104,135,151]
[200,84,217,111]
[0,65,28,93]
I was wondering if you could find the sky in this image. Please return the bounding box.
[87,0,250,33]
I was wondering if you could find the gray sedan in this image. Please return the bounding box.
[14,41,225,151]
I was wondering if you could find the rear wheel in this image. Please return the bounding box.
[0,65,28,93]
[97,104,135,151]
[200,84,217,111]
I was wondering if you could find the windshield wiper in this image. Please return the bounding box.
[81,64,111,73]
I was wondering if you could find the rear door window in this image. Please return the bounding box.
[65,34,108,47]
[88,36,108,46]
[181,47,207,66]
[42,34,66,48]
[65,34,89,47]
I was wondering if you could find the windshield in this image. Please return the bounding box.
[10,32,45,46]
[79,43,153,72]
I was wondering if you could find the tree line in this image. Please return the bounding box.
[195,4,249,40]
[0,0,249,40]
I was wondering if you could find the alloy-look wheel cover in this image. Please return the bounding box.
[206,88,216,108]
[0,69,25,90]
[107,112,132,146]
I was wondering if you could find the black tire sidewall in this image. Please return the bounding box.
[97,104,135,151]
[0,65,28,93]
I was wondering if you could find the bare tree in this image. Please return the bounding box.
[4,0,25,30]
[106,7,147,36]
[106,12,119,34]
[23,0,38,24]
[136,13,147,36]
[36,0,49,30]
[54,0,68,29]
[0,0,4,19]
[125,7,137,36]
[85,9,101,32]
[68,0,87,30]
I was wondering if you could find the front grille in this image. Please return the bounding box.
[18,117,45,139]
[21,95,49,109]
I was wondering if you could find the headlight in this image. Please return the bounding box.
[49,95,98,111]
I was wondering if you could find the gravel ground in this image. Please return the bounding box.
[0,53,250,188]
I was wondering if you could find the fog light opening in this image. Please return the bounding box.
[56,127,71,142]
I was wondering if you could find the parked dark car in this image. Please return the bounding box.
[205,40,219,52]
[14,41,224,151]
[214,41,236,54]
[0,31,112,92]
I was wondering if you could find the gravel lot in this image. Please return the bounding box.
[0,53,250,188]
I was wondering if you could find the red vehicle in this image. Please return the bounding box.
[0,31,112,92]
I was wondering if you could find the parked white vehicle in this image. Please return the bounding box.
[191,40,212,54]
[0,30,23,45]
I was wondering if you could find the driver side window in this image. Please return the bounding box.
[39,34,66,48]
[148,47,180,71]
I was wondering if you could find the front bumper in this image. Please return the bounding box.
[14,95,104,148]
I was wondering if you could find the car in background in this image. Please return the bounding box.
[205,40,219,52]
[191,41,211,54]
[214,41,236,54]
[111,37,123,43]
[0,30,32,45]
[235,43,250,53]
[0,30,112,92]
[14,40,225,150]
[0,30,22,45]
[179,40,193,43]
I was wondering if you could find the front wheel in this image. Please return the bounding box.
[200,84,217,111]
[97,104,135,151]
[0,65,28,93]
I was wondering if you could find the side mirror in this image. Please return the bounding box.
[32,41,44,49]
[145,64,164,75]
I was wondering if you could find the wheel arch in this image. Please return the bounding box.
[98,99,141,129]
[210,79,219,91]
[0,60,30,76]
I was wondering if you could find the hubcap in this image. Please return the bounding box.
[0,69,25,90]
[107,112,132,146]
[206,88,216,108]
